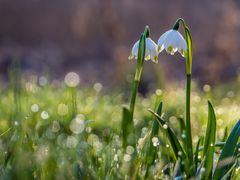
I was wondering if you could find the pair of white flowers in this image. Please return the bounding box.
[129,29,187,63]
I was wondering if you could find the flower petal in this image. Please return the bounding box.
[129,37,159,63]
[131,40,140,59]
[158,29,187,57]
[158,30,171,46]
[146,38,159,62]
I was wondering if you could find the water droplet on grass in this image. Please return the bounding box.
[39,76,48,86]
[70,117,85,134]
[52,120,60,133]
[64,72,80,87]
[155,89,162,96]
[93,83,103,92]
[123,154,131,162]
[126,146,134,155]
[163,124,168,129]
[41,111,49,120]
[66,136,78,148]
[31,104,39,112]
[152,137,159,147]
[203,84,211,92]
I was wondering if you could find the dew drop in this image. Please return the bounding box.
[64,72,80,87]
[123,154,131,162]
[41,111,49,120]
[70,117,85,134]
[126,146,135,155]
[52,120,60,133]
[163,124,168,129]
[31,104,39,112]
[93,83,103,92]
[66,136,78,148]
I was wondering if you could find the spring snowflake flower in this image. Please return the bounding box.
[158,29,187,57]
[129,37,158,63]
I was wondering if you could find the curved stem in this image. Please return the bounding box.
[174,18,194,173]
[173,18,192,74]
[186,74,193,164]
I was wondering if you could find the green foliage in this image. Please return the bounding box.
[213,120,240,179]
[148,109,186,160]
[0,20,240,179]
[202,101,216,179]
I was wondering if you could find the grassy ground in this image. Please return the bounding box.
[0,67,239,179]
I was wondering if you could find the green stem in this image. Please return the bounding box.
[186,74,193,166]
[174,18,194,173]
[129,80,140,118]
[71,87,77,119]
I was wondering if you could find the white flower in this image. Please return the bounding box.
[158,29,187,57]
[129,37,158,63]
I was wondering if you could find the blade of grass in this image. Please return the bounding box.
[122,106,132,148]
[145,102,163,178]
[173,158,182,178]
[213,120,240,179]
[202,101,216,180]
[197,142,225,152]
[148,109,186,160]
[178,117,186,148]
[194,138,201,173]
[221,161,237,180]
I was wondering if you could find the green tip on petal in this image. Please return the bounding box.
[167,46,174,55]
[179,49,187,58]
[158,46,163,53]
[154,56,158,63]
[128,53,133,60]
[145,54,151,61]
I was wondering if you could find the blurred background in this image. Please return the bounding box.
[0,0,240,89]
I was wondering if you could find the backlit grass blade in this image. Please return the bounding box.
[178,117,186,148]
[194,138,201,173]
[202,101,216,180]
[221,161,237,180]
[148,109,186,160]
[213,120,240,179]
[173,158,182,178]
[145,102,163,178]
[121,106,132,148]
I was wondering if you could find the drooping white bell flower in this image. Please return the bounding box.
[129,37,159,63]
[158,29,187,57]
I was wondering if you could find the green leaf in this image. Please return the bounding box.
[213,120,240,179]
[148,109,186,160]
[145,102,163,178]
[221,127,228,142]
[173,158,182,178]
[178,117,186,134]
[178,117,187,149]
[121,106,132,148]
[194,138,201,173]
[221,161,237,180]
[135,33,146,81]
[146,102,163,162]
[137,33,146,67]
[202,101,216,180]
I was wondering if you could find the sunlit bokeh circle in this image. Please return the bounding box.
[31,104,39,112]
[57,103,68,116]
[69,117,85,134]
[64,72,80,87]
